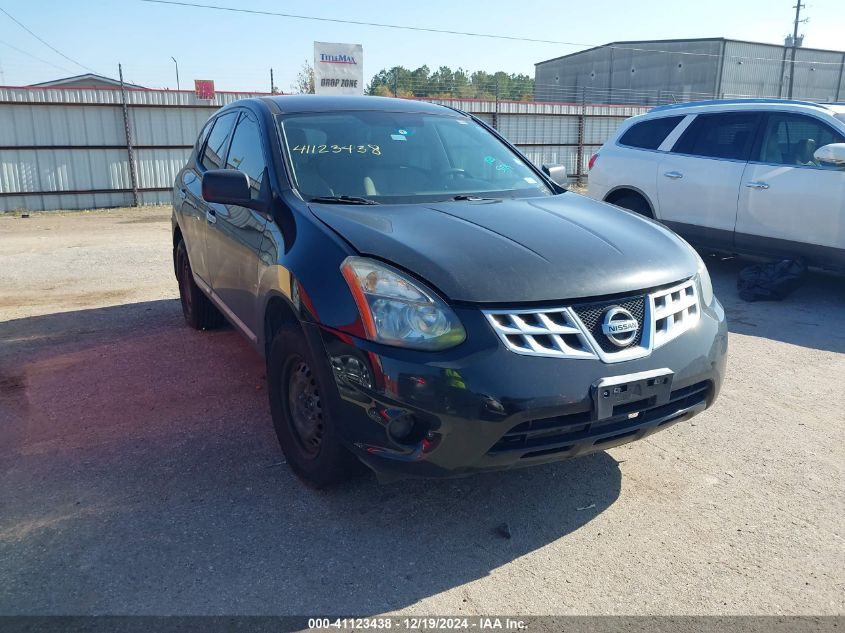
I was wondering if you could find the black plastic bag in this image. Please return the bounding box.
[737,258,807,302]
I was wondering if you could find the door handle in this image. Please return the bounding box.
[745,181,770,190]
[663,171,683,179]
[206,210,217,224]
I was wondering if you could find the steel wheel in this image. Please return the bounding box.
[286,358,324,458]
[267,324,366,487]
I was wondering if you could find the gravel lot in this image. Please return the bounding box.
[0,205,843,616]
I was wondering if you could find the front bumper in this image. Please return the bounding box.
[309,297,727,480]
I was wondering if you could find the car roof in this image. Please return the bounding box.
[248,95,463,116]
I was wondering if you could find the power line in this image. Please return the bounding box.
[0,38,75,75]
[138,0,614,46]
[0,6,96,73]
[140,0,844,66]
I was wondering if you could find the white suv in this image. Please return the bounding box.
[587,99,845,271]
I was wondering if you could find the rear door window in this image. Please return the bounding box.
[200,112,238,171]
[672,112,762,161]
[618,116,684,150]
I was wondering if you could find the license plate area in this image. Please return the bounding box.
[591,368,674,421]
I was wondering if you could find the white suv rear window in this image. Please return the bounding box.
[618,116,684,150]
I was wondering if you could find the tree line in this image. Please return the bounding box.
[290,61,534,101]
[366,66,534,100]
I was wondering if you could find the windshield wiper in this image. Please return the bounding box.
[451,194,500,202]
[308,195,379,205]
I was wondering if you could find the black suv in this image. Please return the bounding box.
[173,96,727,487]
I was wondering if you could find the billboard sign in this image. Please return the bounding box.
[194,79,215,100]
[313,42,363,96]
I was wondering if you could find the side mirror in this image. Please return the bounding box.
[542,164,569,187]
[201,169,253,206]
[813,143,845,167]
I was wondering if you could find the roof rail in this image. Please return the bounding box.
[649,98,828,113]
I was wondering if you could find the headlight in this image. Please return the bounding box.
[340,257,466,350]
[695,252,714,306]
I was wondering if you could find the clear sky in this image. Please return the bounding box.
[0,0,843,92]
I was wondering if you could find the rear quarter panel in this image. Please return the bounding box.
[588,144,661,215]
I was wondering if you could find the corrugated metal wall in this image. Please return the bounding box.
[535,40,724,104]
[0,88,646,212]
[719,41,786,98]
[790,48,845,102]
[536,39,845,104]
[0,87,266,211]
[718,41,845,101]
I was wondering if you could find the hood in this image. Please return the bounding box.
[309,193,698,304]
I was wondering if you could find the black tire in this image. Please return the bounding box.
[175,239,225,330]
[608,192,653,218]
[266,324,365,488]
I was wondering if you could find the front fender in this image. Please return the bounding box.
[255,195,361,355]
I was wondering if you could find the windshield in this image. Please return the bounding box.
[278,110,553,203]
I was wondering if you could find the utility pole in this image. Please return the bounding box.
[787,0,806,99]
[170,56,180,91]
[270,68,276,94]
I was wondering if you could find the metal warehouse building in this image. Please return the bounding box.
[535,38,845,104]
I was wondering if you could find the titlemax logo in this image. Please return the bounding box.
[319,54,357,64]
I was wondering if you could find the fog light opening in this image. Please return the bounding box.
[388,414,415,440]
[387,413,430,446]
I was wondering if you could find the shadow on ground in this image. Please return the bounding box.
[704,253,845,354]
[0,300,621,614]
[2,257,840,614]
